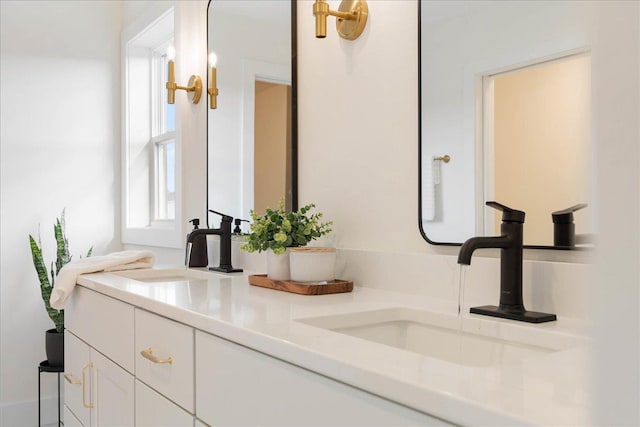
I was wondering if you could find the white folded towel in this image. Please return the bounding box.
[50,250,155,310]
[423,159,441,221]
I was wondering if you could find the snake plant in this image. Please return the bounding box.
[29,210,92,333]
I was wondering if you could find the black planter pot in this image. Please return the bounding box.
[45,329,64,367]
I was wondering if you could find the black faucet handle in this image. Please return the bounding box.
[208,209,233,223]
[552,203,588,224]
[486,201,525,223]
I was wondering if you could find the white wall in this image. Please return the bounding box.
[591,2,640,424]
[0,1,123,424]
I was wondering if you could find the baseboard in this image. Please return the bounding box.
[0,397,61,427]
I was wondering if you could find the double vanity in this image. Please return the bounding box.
[63,266,591,426]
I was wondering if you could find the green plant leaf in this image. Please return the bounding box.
[54,218,70,275]
[29,234,64,333]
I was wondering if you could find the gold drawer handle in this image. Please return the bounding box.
[140,348,173,364]
[64,372,81,385]
[82,363,94,409]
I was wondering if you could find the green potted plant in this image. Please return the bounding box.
[241,199,332,280]
[29,210,91,367]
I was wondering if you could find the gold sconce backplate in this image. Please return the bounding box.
[336,0,368,40]
[188,75,202,104]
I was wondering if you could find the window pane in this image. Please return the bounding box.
[166,103,175,132]
[166,141,175,192]
[156,140,175,220]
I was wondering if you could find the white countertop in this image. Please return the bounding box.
[77,267,592,426]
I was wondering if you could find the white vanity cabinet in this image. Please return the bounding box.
[66,285,449,426]
[195,331,449,426]
[64,287,192,426]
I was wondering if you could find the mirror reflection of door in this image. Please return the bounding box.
[483,53,591,245]
[254,80,292,215]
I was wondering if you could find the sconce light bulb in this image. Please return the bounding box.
[167,45,176,61]
[209,52,218,67]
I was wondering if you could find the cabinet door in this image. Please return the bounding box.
[64,405,84,427]
[64,331,91,427]
[135,380,193,426]
[195,331,450,426]
[90,349,134,427]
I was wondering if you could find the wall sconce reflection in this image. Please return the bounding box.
[313,0,368,40]
[166,46,203,105]
[208,52,219,110]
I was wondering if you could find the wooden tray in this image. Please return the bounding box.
[248,274,353,295]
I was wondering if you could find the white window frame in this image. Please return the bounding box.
[121,4,182,248]
[151,41,176,225]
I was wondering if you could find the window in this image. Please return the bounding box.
[122,5,181,248]
[152,43,176,222]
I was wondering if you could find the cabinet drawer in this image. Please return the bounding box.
[135,309,194,413]
[66,286,135,372]
[135,380,193,426]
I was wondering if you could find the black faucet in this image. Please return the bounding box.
[185,210,243,273]
[552,203,588,248]
[457,201,556,323]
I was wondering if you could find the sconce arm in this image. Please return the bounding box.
[328,9,357,21]
[166,76,202,104]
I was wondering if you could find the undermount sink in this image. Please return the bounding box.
[108,268,223,284]
[297,308,566,367]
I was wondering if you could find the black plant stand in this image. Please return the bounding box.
[38,360,63,427]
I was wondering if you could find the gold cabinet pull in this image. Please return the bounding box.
[140,348,173,364]
[64,372,81,385]
[82,363,94,409]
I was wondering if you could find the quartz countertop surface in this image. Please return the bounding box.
[77,267,592,426]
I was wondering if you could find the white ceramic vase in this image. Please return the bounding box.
[289,247,336,282]
[266,249,290,280]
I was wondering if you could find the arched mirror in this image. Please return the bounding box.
[418,0,596,249]
[207,0,297,227]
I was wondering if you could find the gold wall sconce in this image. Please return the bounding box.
[166,46,202,105]
[208,52,219,109]
[313,0,368,40]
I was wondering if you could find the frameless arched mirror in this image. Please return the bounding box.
[418,0,596,249]
[207,0,297,226]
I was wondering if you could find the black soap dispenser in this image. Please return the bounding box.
[552,204,588,248]
[233,218,249,235]
[187,218,208,267]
